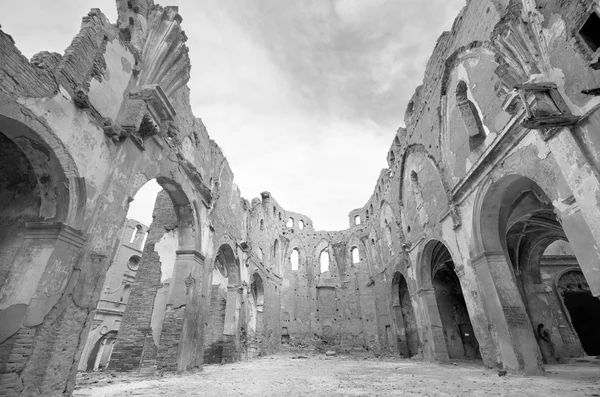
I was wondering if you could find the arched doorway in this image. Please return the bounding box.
[556,268,600,356]
[110,176,200,372]
[474,174,600,371]
[391,272,419,358]
[204,243,241,364]
[498,177,598,362]
[85,331,118,371]
[429,242,480,360]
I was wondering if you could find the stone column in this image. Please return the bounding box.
[546,125,600,296]
[472,252,543,374]
[417,287,449,362]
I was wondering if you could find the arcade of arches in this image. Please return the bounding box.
[1,0,600,396]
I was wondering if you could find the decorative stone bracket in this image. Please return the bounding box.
[516,83,579,140]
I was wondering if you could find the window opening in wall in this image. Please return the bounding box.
[580,12,600,52]
[354,215,361,225]
[127,255,140,271]
[351,247,360,264]
[298,220,304,230]
[291,248,299,270]
[273,239,279,261]
[286,217,294,228]
[260,219,264,230]
[120,284,130,302]
[320,249,330,273]
[456,80,485,149]
[273,206,277,216]
[130,224,142,243]
[278,212,282,220]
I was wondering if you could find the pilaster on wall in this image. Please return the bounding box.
[472,251,543,374]
[0,222,87,396]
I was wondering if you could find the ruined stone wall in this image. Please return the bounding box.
[110,191,177,371]
[3,0,600,393]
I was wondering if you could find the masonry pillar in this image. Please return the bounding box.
[157,250,204,372]
[417,287,449,362]
[222,285,242,363]
[546,124,600,296]
[472,252,543,374]
[454,263,499,367]
[0,222,87,397]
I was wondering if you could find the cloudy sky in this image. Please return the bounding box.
[1,0,464,230]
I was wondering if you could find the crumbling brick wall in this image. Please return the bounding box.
[110,190,177,371]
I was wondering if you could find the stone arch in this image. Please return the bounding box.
[470,174,560,373]
[417,239,481,361]
[0,111,87,347]
[391,271,419,358]
[400,149,452,244]
[203,241,241,365]
[554,267,600,356]
[0,103,85,228]
[111,174,202,373]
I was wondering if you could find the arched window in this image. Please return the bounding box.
[351,247,360,264]
[320,249,330,273]
[456,80,485,149]
[129,224,142,243]
[410,170,428,226]
[290,248,299,270]
[354,215,361,225]
[286,217,294,228]
[273,239,279,261]
[298,220,304,230]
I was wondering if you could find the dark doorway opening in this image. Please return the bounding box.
[563,291,600,355]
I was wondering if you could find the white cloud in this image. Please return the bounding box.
[1,0,465,230]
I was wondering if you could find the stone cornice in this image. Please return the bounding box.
[24,222,86,248]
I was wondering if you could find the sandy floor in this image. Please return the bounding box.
[74,353,600,397]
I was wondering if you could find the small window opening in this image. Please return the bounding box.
[320,249,330,273]
[298,220,304,230]
[286,217,294,227]
[279,212,282,220]
[351,247,360,264]
[260,219,264,230]
[130,225,142,243]
[580,13,600,52]
[273,206,277,216]
[354,215,361,225]
[291,248,299,270]
[127,255,140,271]
[456,80,485,149]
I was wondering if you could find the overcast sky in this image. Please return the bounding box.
[1,0,464,230]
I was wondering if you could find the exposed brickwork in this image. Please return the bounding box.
[203,285,227,364]
[110,191,177,372]
[156,306,185,371]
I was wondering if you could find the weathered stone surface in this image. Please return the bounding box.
[2,1,600,395]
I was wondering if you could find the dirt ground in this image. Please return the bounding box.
[74,352,600,397]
